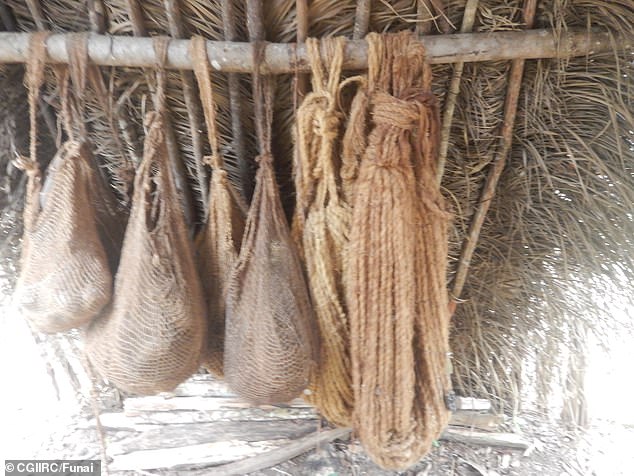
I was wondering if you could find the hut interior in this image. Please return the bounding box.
[0,0,632,474]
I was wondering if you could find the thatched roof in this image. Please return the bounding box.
[0,0,632,419]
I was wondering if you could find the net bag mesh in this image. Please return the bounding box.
[224,67,317,405]
[346,32,452,470]
[191,37,246,376]
[294,37,354,426]
[14,35,116,334]
[86,45,206,394]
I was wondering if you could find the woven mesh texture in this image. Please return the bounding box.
[224,153,318,405]
[86,111,206,395]
[191,37,247,376]
[14,140,113,333]
[346,32,452,470]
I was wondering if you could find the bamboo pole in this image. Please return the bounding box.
[450,0,538,304]
[0,29,621,72]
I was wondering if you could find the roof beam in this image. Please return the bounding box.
[0,29,625,73]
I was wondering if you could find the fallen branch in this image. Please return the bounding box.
[0,29,624,72]
[202,428,352,476]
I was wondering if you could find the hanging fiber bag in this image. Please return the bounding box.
[224,54,317,405]
[14,34,116,333]
[190,36,247,376]
[293,37,353,426]
[347,32,452,469]
[85,39,206,395]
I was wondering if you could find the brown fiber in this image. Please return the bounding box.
[14,33,117,334]
[85,39,206,395]
[346,32,452,469]
[224,62,317,405]
[294,37,353,426]
[191,36,246,377]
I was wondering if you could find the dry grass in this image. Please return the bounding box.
[0,0,632,418]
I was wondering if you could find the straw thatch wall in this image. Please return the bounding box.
[0,0,632,419]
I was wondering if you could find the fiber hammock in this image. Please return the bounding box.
[14,33,121,334]
[191,36,247,377]
[294,37,353,426]
[224,54,317,405]
[346,32,452,469]
[86,39,206,394]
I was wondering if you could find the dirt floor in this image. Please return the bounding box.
[23,406,634,476]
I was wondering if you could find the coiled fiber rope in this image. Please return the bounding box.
[346,32,452,470]
[294,37,353,426]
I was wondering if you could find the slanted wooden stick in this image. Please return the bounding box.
[450,0,538,304]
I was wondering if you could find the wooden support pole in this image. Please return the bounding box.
[436,0,479,185]
[124,0,195,226]
[353,0,371,39]
[450,0,538,303]
[220,0,250,198]
[164,0,209,215]
[0,29,621,72]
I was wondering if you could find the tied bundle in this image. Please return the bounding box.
[191,36,247,376]
[86,39,206,395]
[14,34,121,333]
[347,32,452,469]
[294,37,353,426]
[224,53,317,405]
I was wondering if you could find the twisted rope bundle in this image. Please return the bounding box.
[294,37,353,425]
[346,32,452,469]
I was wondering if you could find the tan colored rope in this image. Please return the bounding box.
[293,36,353,425]
[346,32,452,469]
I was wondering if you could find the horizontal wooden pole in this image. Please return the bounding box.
[0,29,625,73]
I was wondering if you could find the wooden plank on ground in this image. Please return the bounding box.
[441,427,530,450]
[109,439,287,471]
[107,420,319,455]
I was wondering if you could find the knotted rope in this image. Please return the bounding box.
[293,36,354,425]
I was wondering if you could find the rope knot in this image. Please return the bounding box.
[316,110,340,141]
[371,92,422,132]
[13,155,40,177]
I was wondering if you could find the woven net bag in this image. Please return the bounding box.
[224,70,317,405]
[86,45,206,394]
[14,35,116,333]
[346,32,452,469]
[191,37,246,376]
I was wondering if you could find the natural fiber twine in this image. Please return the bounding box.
[14,33,118,334]
[86,39,206,395]
[190,36,247,377]
[346,32,452,469]
[293,37,353,426]
[224,57,318,405]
